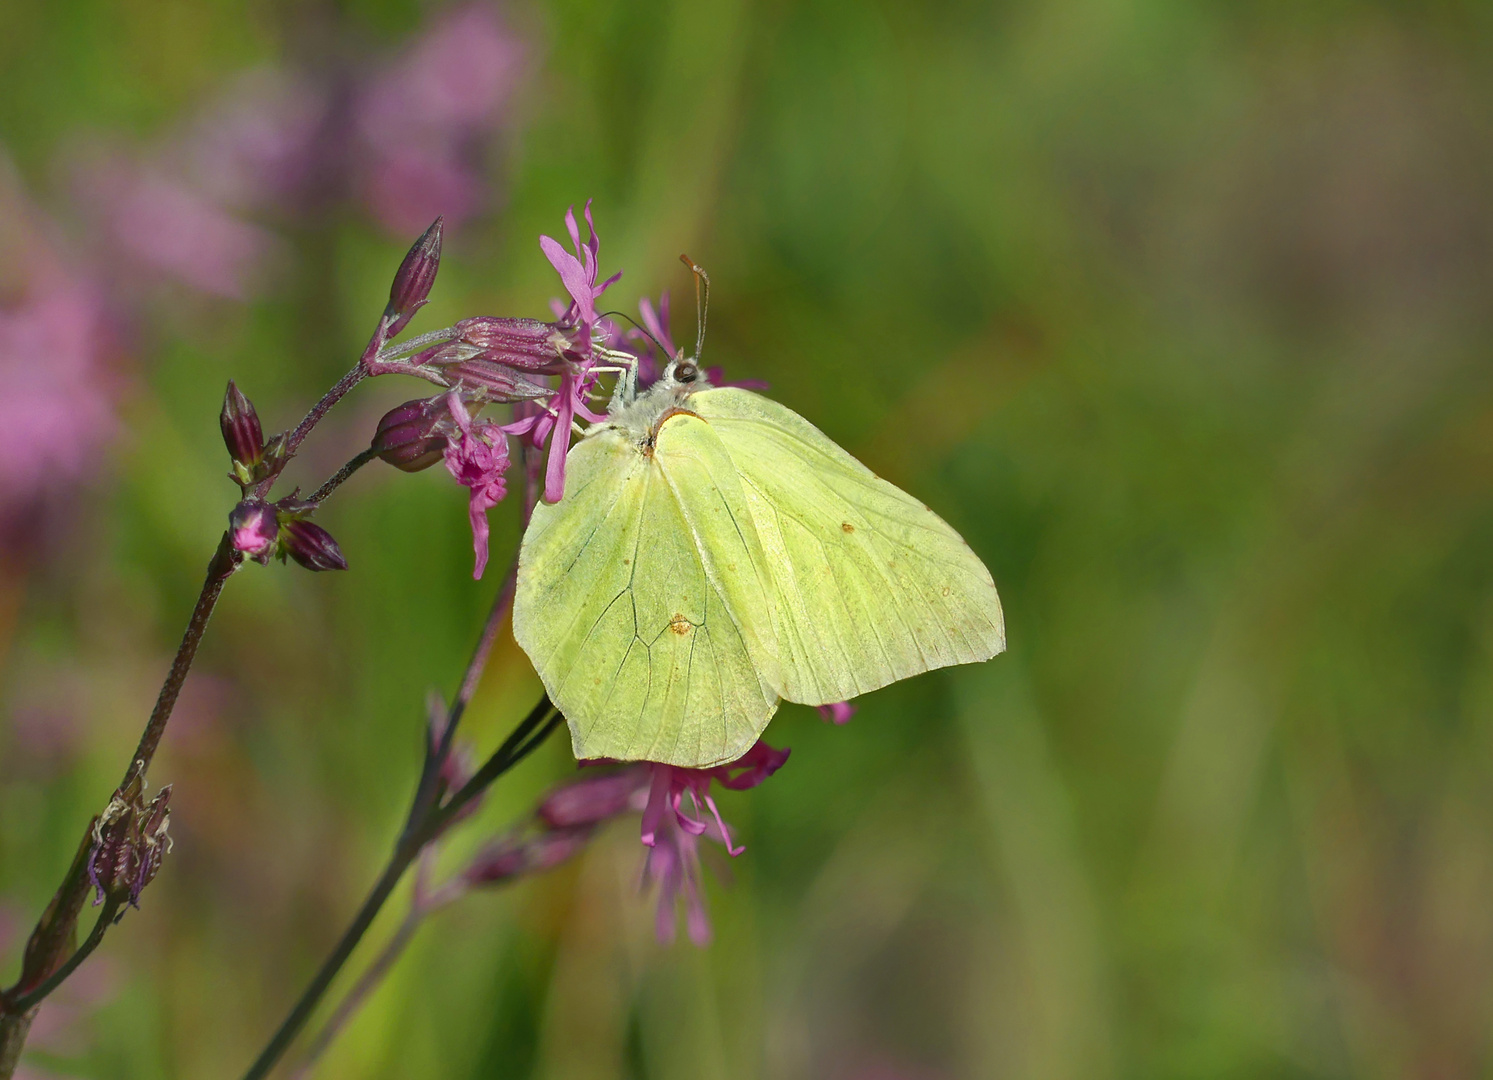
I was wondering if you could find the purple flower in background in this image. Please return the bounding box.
[181,68,329,213]
[0,186,117,549]
[442,392,510,578]
[82,157,277,300]
[68,4,526,303]
[356,3,523,235]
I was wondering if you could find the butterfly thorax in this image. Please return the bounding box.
[599,359,711,451]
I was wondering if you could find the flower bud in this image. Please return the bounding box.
[538,767,650,829]
[220,381,264,477]
[454,316,570,374]
[443,359,552,402]
[386,217,443,337]
[229,500,280,563]
[87,780,173,908]
[464,826,594,886]
[371,397,449,473]
[281,519,348,572]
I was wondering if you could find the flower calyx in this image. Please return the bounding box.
[228,498,347,571]
[87,777,173,912]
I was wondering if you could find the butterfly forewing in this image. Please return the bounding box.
[690,387,1006,705]
[515,419,779,768]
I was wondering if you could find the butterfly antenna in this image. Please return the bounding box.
[679,253,709,361]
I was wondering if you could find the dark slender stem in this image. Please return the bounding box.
[239,698,560,1080]
[250,361,369,503]
[305,448,378,506]
[5,900,121,1016]
[434,701,558,832]
[0,532,240,1077]
[239,841,418,1080]
[123,531,242,790]
[448,567,518,745]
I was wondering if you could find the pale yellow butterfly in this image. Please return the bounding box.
[513,358,1005,767]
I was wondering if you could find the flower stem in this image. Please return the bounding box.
[5,899,122,1016]
[238,696,558,1080]
[286,907,423,1080]
[238,838,417,1080]
[305,448,379,506]
[121,531,242,790]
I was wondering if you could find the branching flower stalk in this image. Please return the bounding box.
[0,215,559,1078]
[3,202,846,1080]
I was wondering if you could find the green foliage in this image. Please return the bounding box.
[4,0,1493,1077]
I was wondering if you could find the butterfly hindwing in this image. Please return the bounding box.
[514,418,779,767]
[690,387,1006,705]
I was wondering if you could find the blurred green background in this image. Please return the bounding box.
[4,0,1493,1077]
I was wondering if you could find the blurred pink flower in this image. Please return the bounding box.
[66,4,526,300]
[85,159,276,300]
[0,269,117,532]
[182,68,329,212]
[818,700,857,724]
[355,3,524,235]
[24,952,119,1056]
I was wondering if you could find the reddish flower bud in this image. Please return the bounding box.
[371,396,449,472]
[454,316,569,374]
[538,767,649,829]
[464,826,595,886]
[229,500,280,563]
[87,780,173,908]
[220,380,264,474]
[281,519,347,571]
[386,217,443,337]
[442,359,552,402]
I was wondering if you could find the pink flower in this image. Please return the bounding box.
[90,161,276,300]
[640,740,790,944]
[506,201,620,503]
[0,277,117,533]
[228,501,279,562]
[441,392,510,579]
[539,200,620,336]
[643,811,714,945]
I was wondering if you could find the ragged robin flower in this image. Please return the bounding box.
[639,740,790,944]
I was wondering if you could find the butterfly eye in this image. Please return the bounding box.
[675,361,699,383]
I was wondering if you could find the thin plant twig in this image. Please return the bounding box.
[287,852,463,1080]
[238,695,557,1080]
[4,899,122,1016]
[121,532,242,791]
[305,447,379,506]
